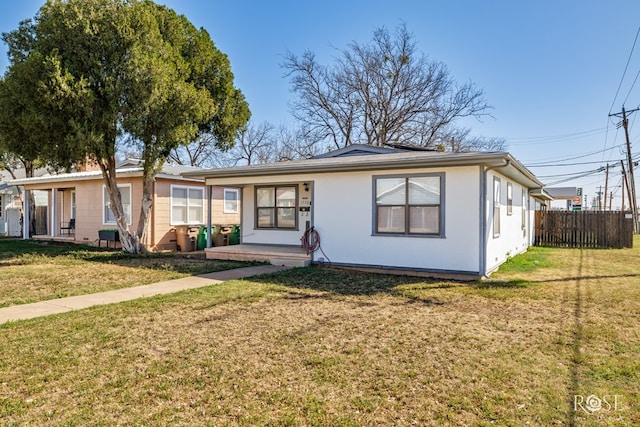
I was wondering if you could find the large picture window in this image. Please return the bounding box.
[374,174,443,236]
[103,184,131,225]
[256,186,297,229]
[171,185,204,225]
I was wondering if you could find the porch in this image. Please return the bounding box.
[26,187,77,239]
[205,244,311,267]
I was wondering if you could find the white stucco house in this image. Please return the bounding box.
[0,169,30,237]
[184,145,552,278]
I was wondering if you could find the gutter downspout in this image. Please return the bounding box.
[480,158,510,278]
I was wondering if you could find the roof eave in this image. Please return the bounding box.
[184,153,517,180]
[529,188,554,201]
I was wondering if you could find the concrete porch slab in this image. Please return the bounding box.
[205,244,311,266]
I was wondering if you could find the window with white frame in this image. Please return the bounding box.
[71,191,76,219]
[256,186,297,229]
[223,188,239,214]
[171,185,204,225]
[103,184,131,225]
[522,188,527,235]
[374,174,444,236]
[493,177,501,238]
[507,182,513,215]
[0,196,3,218]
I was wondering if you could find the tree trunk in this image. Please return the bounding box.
[28,191,36,238]
[24,160,35,238]
[100,159,142,253]
[135,174,154,252]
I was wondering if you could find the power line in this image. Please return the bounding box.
[536,166,607,179]
[522,143,626,165]
[610,25,640,113]
[624,68,640,106]
[526,159,627,168]
[506,127,607,145]
[545,168,607,186]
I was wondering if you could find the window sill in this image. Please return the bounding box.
[372,232,445,238]
[256,227,299,231]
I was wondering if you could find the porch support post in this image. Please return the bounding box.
[206,184,213,248]
[51,188,57,237]
[22,189,29,240]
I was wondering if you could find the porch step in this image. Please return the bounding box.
[204,244,311,267]
[269,257,311,267]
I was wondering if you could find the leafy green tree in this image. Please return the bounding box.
[121,2,249,247]
[1,0,249,252]
[0,46,74,236]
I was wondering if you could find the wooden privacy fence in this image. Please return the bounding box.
[534,210,633,249]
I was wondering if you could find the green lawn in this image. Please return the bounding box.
[0,238,638,425]
[0,239,255,307]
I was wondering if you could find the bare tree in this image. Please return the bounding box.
[283,23,494,151]
[169,122,283,167]
[433,127,507,153]
[228,121,276,165]
[274,125,326,161]
[168,134,223,168]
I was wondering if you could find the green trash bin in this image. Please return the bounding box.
[196,226,207,250]
[229,225,240,245]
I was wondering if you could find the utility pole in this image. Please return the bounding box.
[621,159,632,212]
[610,106,640,232]
[622,171,626,211]
[604,163,609,211]
[597,186,603,211]
[610,191,614,211]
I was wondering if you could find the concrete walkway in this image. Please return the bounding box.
[0,265,291,324]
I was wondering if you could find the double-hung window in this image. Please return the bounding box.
[171,185,204,225]
[507,182,513,215]
[71,191,76,219]
[256,186,297,229]
[223,188,239,214]
[103,184,132,225]
[374,174,443,236]
[522,188,527,235]
[493,177,501,238]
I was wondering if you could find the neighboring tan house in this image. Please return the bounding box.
[10,160,240,250]
[184,145,552,278]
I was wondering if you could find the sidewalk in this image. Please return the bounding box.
[0,264,291,324]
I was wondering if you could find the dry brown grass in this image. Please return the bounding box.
[1,240,639,425]
[0,239,254,307]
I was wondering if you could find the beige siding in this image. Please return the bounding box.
[23,177,239,251]
[212,186,241,225]
[153,182,241,251]
[154,180,178,251]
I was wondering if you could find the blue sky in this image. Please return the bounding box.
[2,1,640,208]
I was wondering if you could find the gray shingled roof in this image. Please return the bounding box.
[182,148,545,190]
